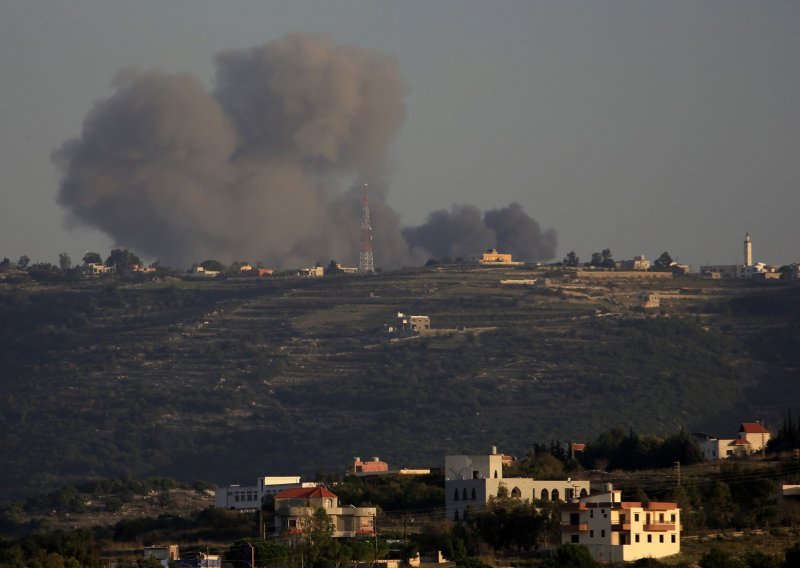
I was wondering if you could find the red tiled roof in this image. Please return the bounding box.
[275,487,337,500]
[740,422,770,434]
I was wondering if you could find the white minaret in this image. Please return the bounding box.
[744,232,752,267]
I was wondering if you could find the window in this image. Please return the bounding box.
[659,513,664,522]
[454,489,459,501]
[671,513,676,522]
[659,535,664,543]
[635,535,640,543]
[589,509,593,518]
[634,513,640,522]
[462,488,468,501]
[647,535,652,543]
[552,489,560,501]
[601,530,605,537]
[571,535,579,544]
[580,488,588,497]
[472,470,479,479]
[494,471,498,479]
[471,488,476,500]
[671,535,676,543]
[511,487,521,499]
[590,530,594,538]
[541,489,549,501]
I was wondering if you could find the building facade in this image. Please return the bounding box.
[445,447,590,521]
[215,476,312,510]
[560,489,680,563]
[271,487,377,538]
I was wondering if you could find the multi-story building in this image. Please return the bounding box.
[270,487,377,538]
[560,488,680,563]
[445,447,590,521]
[215,476,314,510]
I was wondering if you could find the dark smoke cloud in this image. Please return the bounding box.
[403,203,557,262]
[54,33,555,268]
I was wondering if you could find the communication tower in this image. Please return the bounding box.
[359,183,375,274]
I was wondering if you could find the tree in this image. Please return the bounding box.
[0,257,10,271]
[563,251,580,267]
[540,543,597,568]
[106,249,142,271]
[590,252,603,267]
[699,547,745,568]
[654,252,674,270]
[600,248,614,268]
[200,259,225,273]
[58,253,72,271]
[17,255,30,270]
[82,252,102,265]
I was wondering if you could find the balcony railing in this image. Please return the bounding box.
[644,523,675,532]
[560,524,589,532]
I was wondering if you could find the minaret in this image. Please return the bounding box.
[744,232,752,267]
[358,183,375,274]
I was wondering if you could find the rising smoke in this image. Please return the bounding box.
[54,34,556,267]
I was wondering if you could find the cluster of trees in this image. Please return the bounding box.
[560,249,675,269]
[580,428,703,471]
[0,249,162,283]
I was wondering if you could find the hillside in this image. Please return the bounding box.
[1,267,798,502]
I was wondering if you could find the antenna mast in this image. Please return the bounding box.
[359,183,375,274]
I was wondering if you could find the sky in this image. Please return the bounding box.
[1,0,798,269]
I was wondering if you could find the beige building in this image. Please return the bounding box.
[395,312,431,334]
[618,254,651,271]
[478,249,524,266]
[271,487,377,538]
[445,447,590,521]
[561,489,680,563]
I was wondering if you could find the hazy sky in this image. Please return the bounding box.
[2,0,798,268]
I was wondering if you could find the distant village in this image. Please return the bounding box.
[2,232,799,285]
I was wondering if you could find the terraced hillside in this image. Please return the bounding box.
[0,268,798,501]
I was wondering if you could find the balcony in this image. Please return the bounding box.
[644,523,675,532]
[561,524,589,532]
[611,523,631,532]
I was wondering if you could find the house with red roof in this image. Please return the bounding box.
[693,421,771,460]
[271,487,377,539]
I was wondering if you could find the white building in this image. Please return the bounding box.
[694,422,771,460]
[215,476,314,510]
[560,488,680,563]
[445,447,590,521]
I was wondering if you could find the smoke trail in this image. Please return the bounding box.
[54,34,555,268]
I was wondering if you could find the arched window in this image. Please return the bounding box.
[454,509,460,521]
[454,489,459,501]
[511,487,522,499]
[462,488,468,501]
[540,489,549,501]
[552,488,560,501]
[580,488,588,498]
[471,488,477,500]
[494,470,498,479]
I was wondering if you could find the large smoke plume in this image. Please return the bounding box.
[54,34,556,267]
